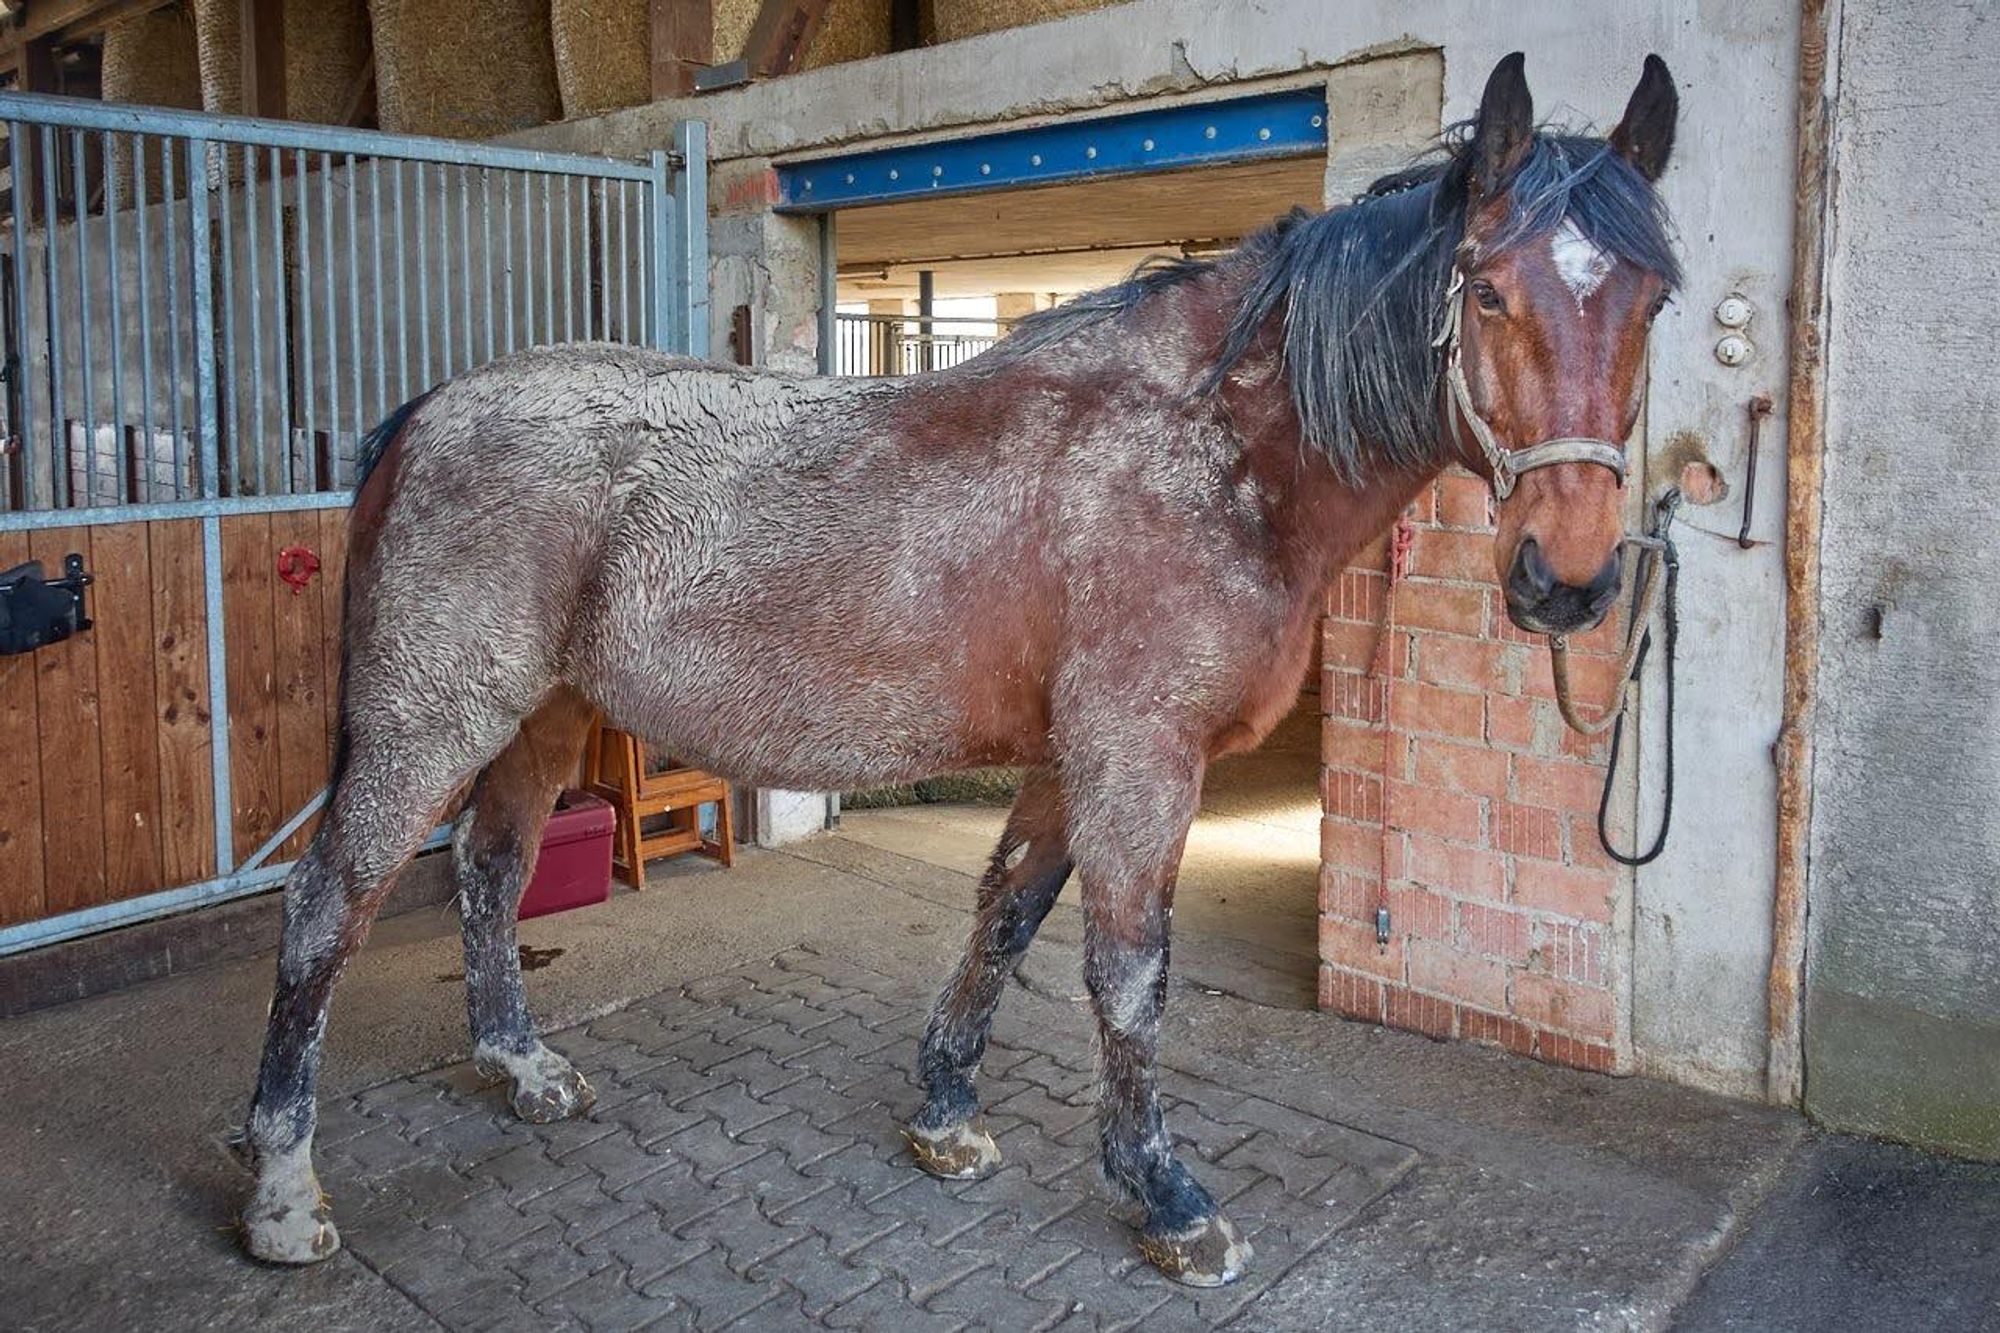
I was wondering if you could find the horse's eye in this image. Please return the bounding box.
[1470,279,1506,314]
[1647,291,1673,322]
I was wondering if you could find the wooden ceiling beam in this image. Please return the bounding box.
[742,0,830,79]
[650,0,714,99]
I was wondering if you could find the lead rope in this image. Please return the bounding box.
[1373,511,1417,948]
[1546,489,1682,866]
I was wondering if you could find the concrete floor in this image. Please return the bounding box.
[0,786,1993,1329]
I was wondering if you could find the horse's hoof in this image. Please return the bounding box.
[1139,1212,1253,1287]
[241,1169,341,1265]
[903,1120,1002,1180]
[476,1043,597,1124]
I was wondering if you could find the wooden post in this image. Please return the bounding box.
[650,0,714,99]
[743,0,832,79]
[239,0,286,119]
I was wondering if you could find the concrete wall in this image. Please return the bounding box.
[1804,0,2000,1159]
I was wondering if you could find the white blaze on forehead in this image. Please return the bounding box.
[1550,219,1613,307]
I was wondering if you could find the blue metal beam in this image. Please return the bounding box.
[775,86,1328,213]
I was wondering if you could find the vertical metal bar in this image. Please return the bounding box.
[458,165,473,369]
[517,172,531,349]
[561,175,574,342]
[217,142,238,494]
[540,172,553,343]
[597,179,611,339]
[481,167,495,362]
[189,137,219,501]
[296,147,314,488]
[70,131,94,506]
[674,123,710,358]
[103,131,126,503]
[320,152,338,484]
[345,153,362,452]
[648,149,670,352]
[502,169,516,353]
[9,120,36,510]
[269,146,289,494]
[135,137,154,500]
[393,158,409,400]
[437,167,453,375]
[245,144,263,495]
[816,213,837,375]
[618,180,631,345]
[416,161,433,385]
[39,125,64,508]
[371,158,387,415]
[164,139,187,498]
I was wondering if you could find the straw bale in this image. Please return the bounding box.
[551,0,651,118]
[370,0,562,139]
[192,0,373,124]
[711,0,890,73]
[102,4,205,112]
[933,0,1125,43]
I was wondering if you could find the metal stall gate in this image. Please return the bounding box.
[0,91,708,956]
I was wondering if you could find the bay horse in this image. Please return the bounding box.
[241,52,1680,1286]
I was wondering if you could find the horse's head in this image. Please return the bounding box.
[1447,53,1680,634]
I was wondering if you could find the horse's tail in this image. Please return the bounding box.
[326,391,432,797]
[354,390,433,492]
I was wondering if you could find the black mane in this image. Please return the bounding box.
[998,126,1681,486]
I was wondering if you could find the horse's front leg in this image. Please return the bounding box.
[1073,741,1252,1287]
[907,768,1072,1178]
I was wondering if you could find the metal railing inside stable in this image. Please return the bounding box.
[832,312,1010,377]
[0,91,709,956]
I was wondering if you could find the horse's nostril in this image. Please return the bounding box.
[1508,539,1558,602]
[1585,550,1623,602]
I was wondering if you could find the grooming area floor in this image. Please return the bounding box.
[2,818,1993,1330]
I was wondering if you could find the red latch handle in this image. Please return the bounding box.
[276,545,321,595]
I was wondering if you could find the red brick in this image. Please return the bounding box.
[1558,724,1613,763]
[1331,567,1384,622]
[1326,672,1386,724]
[1398,580,1489,636]
[1319,965,1386,1023]
[1323,619,1388,672]
[1485,694,1542,751]
[1385,986,1456,1039]
[1492,801,1563,861]
[1322,718,1384,770]
[1436,471,1496,530]
[1413,737,1511,799]
[1386,781,1485,844]
[1323,767,1381,822]
[1536,1031,1617,1074]
[1536,919,1606,985]
[1407,527,1495,583]
[1385,882,1454,941]
[1513,754,1607,814]
[1409,939,1510,1011]
[1522,647,1628,709]
[1460,1006,1536,1057]
[1413,632,1516,692]
[1405,833,1505,899]
[1515,972,1615,1039]
[1567,813,1624,871]
[1320,816,1382,875]
[1457,900,1535,964]
[1320,915,1405,982]
[715,165,781,212]
[1391,681,1485,741]
[1320,868,1376,921]
[1514,860,1615,924]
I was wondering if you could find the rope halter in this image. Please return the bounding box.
[1433,266,1630,501]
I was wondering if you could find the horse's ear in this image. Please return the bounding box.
[1609,54,1678,181]
[1470,52,1535,198]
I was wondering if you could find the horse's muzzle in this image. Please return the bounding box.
[1504,540,1622,634]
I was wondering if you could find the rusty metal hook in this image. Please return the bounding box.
[1737,395,1775,549]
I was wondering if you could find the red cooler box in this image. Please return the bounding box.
[519,790,615,920]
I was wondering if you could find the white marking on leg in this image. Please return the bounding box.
[1107,955,1163,1034]
[1550,220,1612,308]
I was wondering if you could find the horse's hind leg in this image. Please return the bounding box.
[906,768,1071,1179]
[242,741,483,1264]
[454,688,597,1122]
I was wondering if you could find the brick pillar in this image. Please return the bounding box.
[1318,468,1631,1073]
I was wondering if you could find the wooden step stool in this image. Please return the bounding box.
[582,722,734,887]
